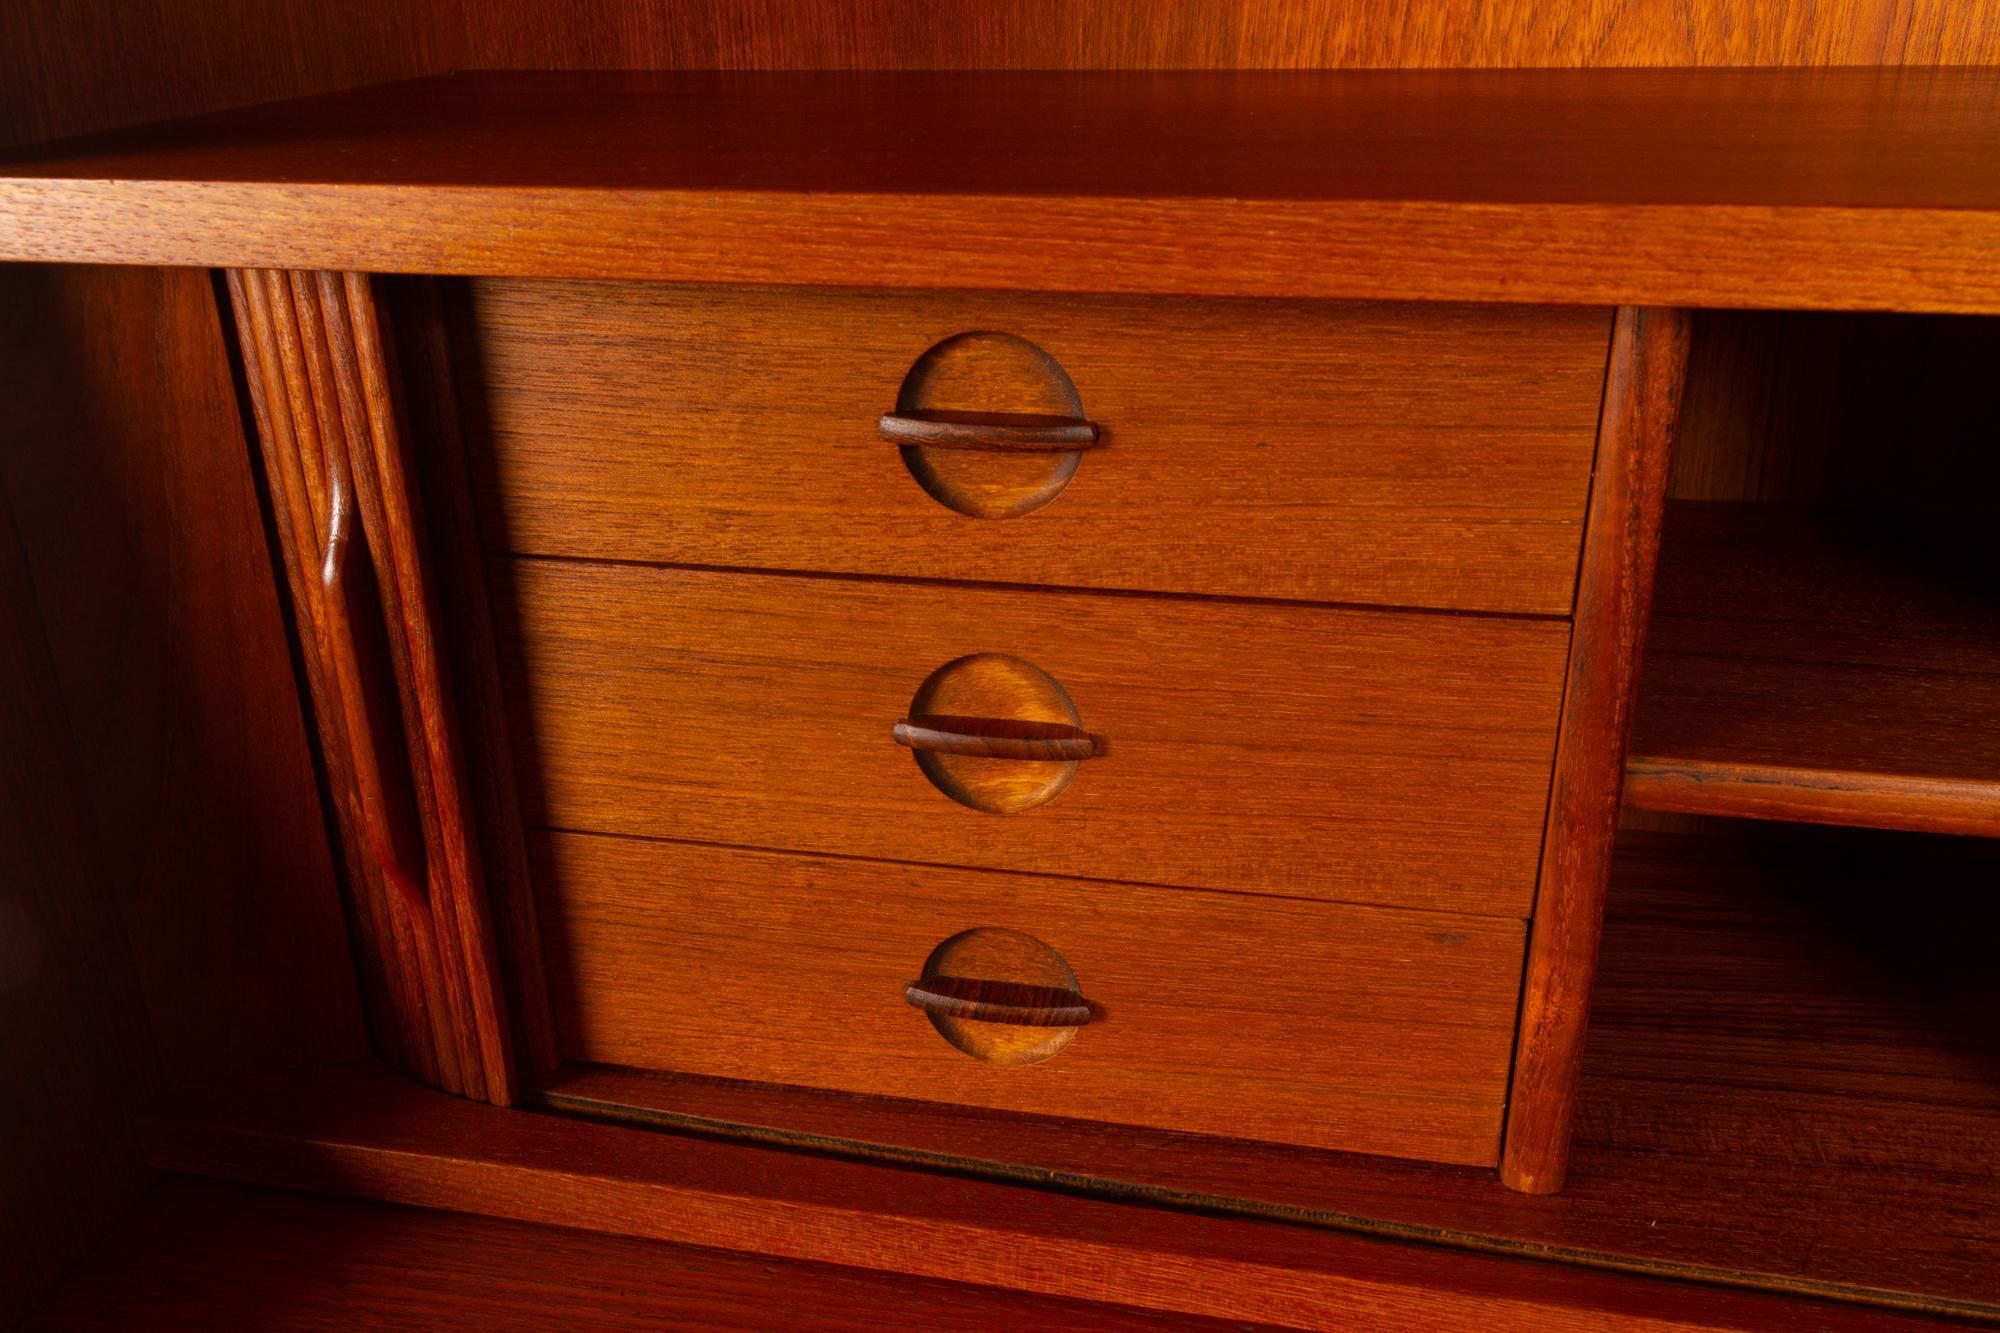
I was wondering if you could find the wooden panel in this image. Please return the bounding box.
[466,282,1606,615]
[0,455,153,1327]
[535,826,2000,1320]
[11,71,2000,313]
[0,264,366,1082]
[1502,307,1686,1193]
[1669,312,2000,510]
[29,1178,1282,1332]
[140,1065,1959,1333]
[0,0,451,149]
[1624,503,2000,834]
[535,831,1523,1165]
[225,269,514,1102]
[457,0,2000,69]
[501,562,1569,916]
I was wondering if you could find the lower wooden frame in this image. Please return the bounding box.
[140,1063,1951,1333]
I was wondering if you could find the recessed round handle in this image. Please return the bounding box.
[892,713,1106,762]
[878,410,1101,453]
[900,655,1101,814]
[888,332,1094,519]
[908,927,1095,1066]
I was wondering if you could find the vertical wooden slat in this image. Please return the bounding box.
[227,269,425,1085]
[224,267,514,1104]
[1500,306,1691,1194]
[384,276,563,1075]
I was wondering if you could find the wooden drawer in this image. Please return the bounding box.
[534,831,1526,1166]
[499,561,1570,917]
[467,281,1609,615]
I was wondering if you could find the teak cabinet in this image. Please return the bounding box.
[6,58,2000,1333]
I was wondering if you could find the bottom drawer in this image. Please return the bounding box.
[533,832,1527,1167]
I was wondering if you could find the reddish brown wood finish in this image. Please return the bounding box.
[534,827,2000,1320]
[224,269,513,1103]
[0,265,366,1083]
[1502,307,1689,1194]
[0,459,154,1328]
[28,1178,1287,1333]
[1624,502,2000,836]
[141,1063,1967,1333]
[464,280,1605,615]
[499,562,1569,917]
[9,0,1999,155]
[531,832,1524,1164]
[379,277,563,1074]
[6,71,2000,312]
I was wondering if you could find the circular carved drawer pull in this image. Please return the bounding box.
[899,654,1101,813]
[878,409,1101,453]
[892,713,1105,762]
[886,332,1094,518]
[907,927,1094,1066]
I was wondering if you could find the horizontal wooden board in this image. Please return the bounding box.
[1624,502,2000,835]
[9,72,2000,312]
[533,831,1524,1165]
[31,1178,1282,1332]
[466,282,1607,615]
[140,1064,1975,1333]
[499,562,1570,916]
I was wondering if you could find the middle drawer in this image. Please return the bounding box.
[500,561,1570,917]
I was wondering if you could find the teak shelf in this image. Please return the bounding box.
[1625,501,2000,836]
[4,69,2000,310]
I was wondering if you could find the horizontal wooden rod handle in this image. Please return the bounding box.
[893,714,1106,761]
[904,976,1094,1028]
[878,409,1100,452]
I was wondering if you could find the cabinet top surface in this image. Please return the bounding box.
[6,69,2000,308]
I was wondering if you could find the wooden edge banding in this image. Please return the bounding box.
[1501,307,1690,1195]
[1622,758,2000,839]
[223,268,515,1104]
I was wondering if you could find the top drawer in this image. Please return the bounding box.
[466,282,1609,615]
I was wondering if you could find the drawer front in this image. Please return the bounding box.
[469,281,1609,615]
[500,562,1569,917]
[535,832,1525,1166]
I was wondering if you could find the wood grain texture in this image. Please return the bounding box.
[380,277,563,1074]
[139,1064,1966,1333]
[0,450,155,1327]
[1669,311,2000,509]
[1624,502,2000,835]
[8,0,1998,157]
[1503,308,1688,1194]
[532,831,1524,1165]
[224,269,513,1103]
[533,828,2000,1321]
[452,0,2000,69]
[498,562,1570,917]
[463,281,1607,615]
[0,264,366,1083]
[29,1178,1287,1333]
[9,71,2000,312]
